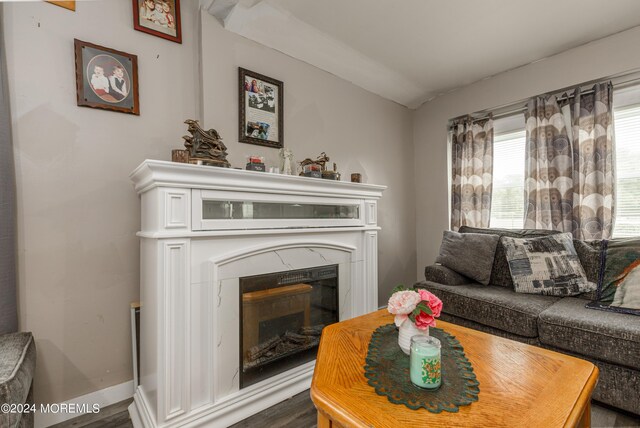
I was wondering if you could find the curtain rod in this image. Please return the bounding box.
[449,69,640,125]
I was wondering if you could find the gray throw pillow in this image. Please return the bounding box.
[459,226,560,288]
[435,231,500,285]
[502,233,596,296]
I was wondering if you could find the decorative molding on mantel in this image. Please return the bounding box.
[200,0,424,108]
[130,159,387,198]
[136,226,381,239]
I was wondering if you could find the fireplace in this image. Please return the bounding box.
[240,265,338,387]
[129,160,384,428]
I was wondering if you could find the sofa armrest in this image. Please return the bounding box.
[424,264,473,285]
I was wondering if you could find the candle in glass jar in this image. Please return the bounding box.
[410,335,441,389]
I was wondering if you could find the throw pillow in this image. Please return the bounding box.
[435,231,499,285]
[458,226,560,288]
[502,233,595,296]
[586,238,640,316]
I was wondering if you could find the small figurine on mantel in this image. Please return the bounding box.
[180,119,230,167]
[299,152,329,177]
[280,148,294,175]
[298,152,340,180]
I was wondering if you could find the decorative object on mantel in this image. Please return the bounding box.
[280,148,294,175]
[181,119,230,167]
[302,164,322,178]
[387,286,443,354]
[351,173,362,183]
[322,163,341,181]
[132,0,182,44]
[299,152,331,179]
[239,67,284,148]
[74,39,139,115]
[246,155,266,172]
[171,149,189,163]
[364,323,479,412]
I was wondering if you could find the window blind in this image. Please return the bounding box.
[612,105,640,238]
[490,130,526,229]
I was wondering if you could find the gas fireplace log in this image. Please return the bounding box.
[282,331,312,345]
[247,336,282,361]
[299,325,324,336]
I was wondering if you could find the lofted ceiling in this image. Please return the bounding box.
[205,0,640,108]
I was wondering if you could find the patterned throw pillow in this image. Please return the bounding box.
[502,233,595,296]
[458,226,560,288]
[586,238,640,316]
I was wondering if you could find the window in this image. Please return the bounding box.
[612,104,640,238]
[490,130,526,229]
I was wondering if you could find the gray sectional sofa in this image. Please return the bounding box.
[416,227,640,416]
[0,332,36,427]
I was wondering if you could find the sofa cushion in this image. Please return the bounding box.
[502,233,595,296]
[415,281,560,337]
[435,231,499,285]
[587,238,640,316]
[458,226,560,288]
[538,298,640,369]
[424,264,472,286]
[0,332,36,421]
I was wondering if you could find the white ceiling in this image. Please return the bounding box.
[206,0,640,108]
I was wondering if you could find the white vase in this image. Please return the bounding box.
[398,321,429,355]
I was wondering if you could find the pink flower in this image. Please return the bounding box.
[414,310,436,330]
[388,290,421,315]
[417,289,443,318]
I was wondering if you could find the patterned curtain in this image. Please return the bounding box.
[524,96,574,232]
[450,118,494,231]
[569,83,615,239]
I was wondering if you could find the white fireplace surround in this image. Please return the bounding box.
[128,160,385,428]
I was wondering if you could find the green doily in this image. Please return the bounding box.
[364,324,480,412]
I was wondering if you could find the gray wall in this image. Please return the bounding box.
[3,0,416,406]
[0,4,17,335]
[413,25,640,279]
[199,11,417,307]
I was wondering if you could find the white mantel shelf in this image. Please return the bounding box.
[130,159,387,198]
[128,159,385,428]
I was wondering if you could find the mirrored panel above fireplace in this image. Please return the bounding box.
[203,200,359,220]
[239,265,339,388]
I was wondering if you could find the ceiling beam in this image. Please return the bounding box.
[204,0,424,108]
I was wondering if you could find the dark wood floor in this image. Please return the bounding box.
[52,390,639,428]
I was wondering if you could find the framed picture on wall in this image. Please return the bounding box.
[239,68,284,149]
[74,39,140,115]
[132,0,182,44]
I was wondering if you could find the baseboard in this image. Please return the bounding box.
[35,380,134,428]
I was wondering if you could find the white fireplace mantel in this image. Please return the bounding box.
[128,160,385,428]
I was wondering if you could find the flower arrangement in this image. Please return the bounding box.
[387,286,443,330]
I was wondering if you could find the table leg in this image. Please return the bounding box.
[317,410,332,428]
[577,400,591,428]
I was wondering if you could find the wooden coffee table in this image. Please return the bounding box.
[311,310,598,428]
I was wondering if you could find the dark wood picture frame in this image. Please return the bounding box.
[239,67,284,149]
[74,39,140,115]
[132,0,182,44]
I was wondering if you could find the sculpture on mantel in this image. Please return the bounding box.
[280,148,294,175]
[298,152,340,180]
[181,119,230,167]
[299,152,330,175]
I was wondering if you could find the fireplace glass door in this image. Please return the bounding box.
[239,265,339,388]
